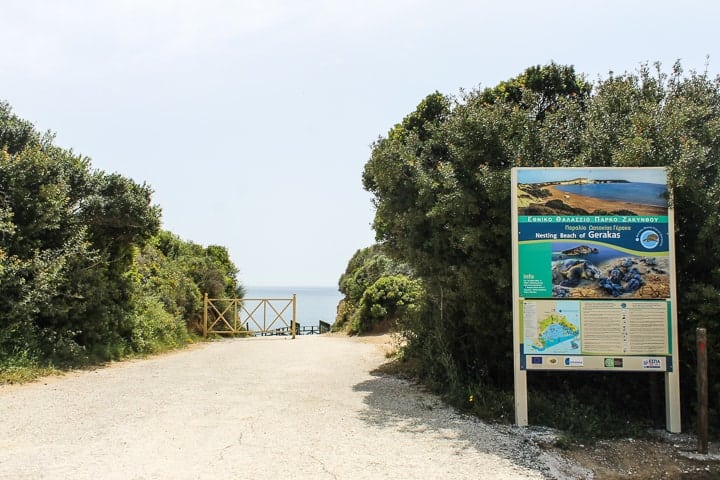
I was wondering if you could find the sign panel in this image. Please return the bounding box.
[520,299,671,371]
[512,167,676,372]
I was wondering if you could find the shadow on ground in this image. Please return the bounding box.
[352,370,720,480]
[352,371,584,479]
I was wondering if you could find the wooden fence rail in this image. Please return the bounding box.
[203,295,333,338]
[203,294,296,338]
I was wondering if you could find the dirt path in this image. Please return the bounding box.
[0,335,583,479]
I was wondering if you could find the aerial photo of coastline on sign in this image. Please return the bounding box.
[515,168,671,300]
[516,172,668,217]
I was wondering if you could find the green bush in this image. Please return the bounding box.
[335,245,419,333]
[129,296,188,353]
[0,101,245,379]
[362,62,720,434]
[351,274,424,333]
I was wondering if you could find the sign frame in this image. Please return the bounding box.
[511,167,680,432]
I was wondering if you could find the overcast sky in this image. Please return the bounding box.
[1,0,717,287]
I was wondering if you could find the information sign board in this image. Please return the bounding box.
[511,167,681,431]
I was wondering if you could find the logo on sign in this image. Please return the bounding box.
[531,356,543,365]
[604,358,624,368]
[637,227,663,249]
[564,357,584,367]
[642,358,662,369]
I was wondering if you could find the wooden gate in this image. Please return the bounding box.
[202,293,297,338]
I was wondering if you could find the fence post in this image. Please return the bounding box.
[291,293,297,339]
[697,327,708,454]
[233,298,239,334]
[203,293,208,338]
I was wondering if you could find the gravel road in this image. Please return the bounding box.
[0,335,586,479]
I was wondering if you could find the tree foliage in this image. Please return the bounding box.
[363,62,720,430]
[0,102,245,371]
[335,245,421,334]
[355,275,424,333]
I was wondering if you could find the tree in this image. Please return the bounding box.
[362,62,720,429]
[479,62,592,120]
[0,101,245,368]
[334,245,416,333]
[0,101,40,154]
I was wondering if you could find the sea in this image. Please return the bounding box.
[554,182,667,207]
[552,244,625,267]
[244,286,343,327]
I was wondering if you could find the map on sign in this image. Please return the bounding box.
[524,300,581,354]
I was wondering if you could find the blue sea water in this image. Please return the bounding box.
[552,243,626,266]
[555,182,667,207]
[244,286,342,326]
[531,334,577,352]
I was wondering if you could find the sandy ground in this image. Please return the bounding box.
[0,335,588,480]
[543,185,666,216]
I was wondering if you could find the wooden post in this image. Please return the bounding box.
[203,293,208,337]
[697,327,708,454]
[665,209,682,433]
[291,294,297,339]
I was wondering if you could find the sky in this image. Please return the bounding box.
[517,168,667,185]
[0,0,717,288]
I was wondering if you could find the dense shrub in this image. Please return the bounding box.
[362,62,720,432]
[334,245,420,333]
[0,102,244,374]
[353,274,424,333]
